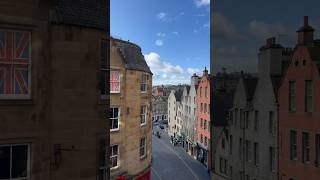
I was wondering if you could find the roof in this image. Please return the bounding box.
[270,76,282,101]
[186,85,191,94]
[50,0,107,31]
[174,89,183,102]
[212,90,234,127]
[243,77,258,101]
[113,38,152,74]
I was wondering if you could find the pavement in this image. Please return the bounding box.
[151,125,211,180]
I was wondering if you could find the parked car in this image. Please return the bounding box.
[159,125,164,129]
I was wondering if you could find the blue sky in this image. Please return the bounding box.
[212,0,320,73]
[111,0,210,85]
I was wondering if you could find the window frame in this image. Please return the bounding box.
[109,144,119,170]
[110,107,120,132]
[110,70,121,94]
[289,81,296,112]
[302,132,310,163]
[140,105,147,126]
[290,130,297,160]
[0,29,32,100]
[140,73,148,93]
[0,143,31,180]
[139,137,147,159]
[304,80,313,112]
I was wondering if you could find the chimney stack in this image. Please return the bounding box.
[304,16,308,26]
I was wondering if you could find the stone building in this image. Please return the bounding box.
[167,89,183,138]
[278,16,320,180]
[151,95,168,123]
[196,67,211,167]
[109,38,152,179]
[0,0,109,180]
[184,75,201,156]
[181,85,190,147]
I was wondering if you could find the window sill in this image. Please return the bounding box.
[110,166,120,171]
[0,99,35,105]
[140,155,147,160]
[140,123,147,127]
[110,129,120,133]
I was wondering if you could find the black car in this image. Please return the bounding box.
[159,125,164,129]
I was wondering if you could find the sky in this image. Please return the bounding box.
[212,0,320,74]
[111,0,210,85]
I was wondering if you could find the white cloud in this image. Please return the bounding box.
[248,20,288,40]
[155,40,164,46]
[172,31,179,36]
[144,52,183,75]
[157,12,167,21]
[187,68,201,75]
[144,52,204,85]
[194,0,210,7]
[157,32,166,37]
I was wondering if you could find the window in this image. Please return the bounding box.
[269,111,274,134]
[201,103,203,112]
[205,87,208,97]
[221,138,225,149]
[110,145,119,169]
[110,107,120,131]
[200,87,202,97]
[204,103,207,113]
[289,81,296,112]
[254,110,259,131]
[140,74,148,92]
[245,175,250,180]
[302,132,310,163]
[230,135,233,155]
[219,158,228,175]
[235,108,238,127]
[245,140,251,162]
[229,111,234,125]
[200,118,203,128]
[316,134,320,166]
[269,147,275,171]
[201,134,203,143]
[254,142,259,166]
[140,106,147,125]
[305,80,313,112]
[240,109,244,129]
[290,130,297,160]
[0,144,30,180]
[245,111,249,129]
[205,137,208,146]
[110,70,120,93]
[140,137,146,158]
[239,138,243,160]
[0,30,31,99]
[204,120,207,130]
[240,171,244,180]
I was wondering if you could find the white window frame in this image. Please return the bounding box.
[140,74,148,93]
[140,105,147,126]
[110,70,120,94]
[140,137,146,158]
[109,144,119,170]
[0,143,30,180]
[110,107,120,132]
[0,30,32,100]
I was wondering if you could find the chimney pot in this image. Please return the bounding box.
[304,16,308,26]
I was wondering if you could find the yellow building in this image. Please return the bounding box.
[110,38,153,179]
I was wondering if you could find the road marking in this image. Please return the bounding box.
[153,136,200,180]
[151,167,163,180]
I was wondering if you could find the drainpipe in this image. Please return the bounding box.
[277,102,280,180]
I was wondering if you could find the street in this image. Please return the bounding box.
[151,125,211,180]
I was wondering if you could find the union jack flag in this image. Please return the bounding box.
[110,71,120,93]
[0,30,30,96]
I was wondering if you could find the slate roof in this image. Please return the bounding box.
[243,77,258,101]
[174,89,183,102]
[50,0,107,31]
[113,38,152,74]
[211,90,234,127]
